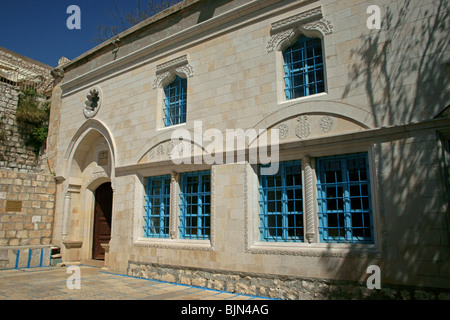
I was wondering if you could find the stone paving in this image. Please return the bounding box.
[0,265,270,300]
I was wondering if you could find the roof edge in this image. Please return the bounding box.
[60,0,201,70]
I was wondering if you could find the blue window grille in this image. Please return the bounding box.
[316,153,373,243]
[259,160,304,242]
[164,75,187,126]
[283,36,325,100]
[144,175,171,238]
[179,170,211,240]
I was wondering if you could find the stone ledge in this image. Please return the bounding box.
[0,245,56,270]
[127,261,450,300]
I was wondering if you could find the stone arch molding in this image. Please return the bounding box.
[266,6,334,53]
[85,172,112,193]
[254,100,374,131]
[137,136,207,165]
[250,100,374,146]
[64,118,117,180]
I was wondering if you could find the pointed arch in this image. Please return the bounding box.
[63,118,116,179]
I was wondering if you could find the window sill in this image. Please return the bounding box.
[278,91,328,107]
[133,237,213,251]
[248,241,380,258]
[156,121,187,132]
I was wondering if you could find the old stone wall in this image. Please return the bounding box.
[0,169,55,247]
[0,48,56,269]
[0,168,56,269]
[0,82,47,172]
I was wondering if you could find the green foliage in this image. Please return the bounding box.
[32,126,49,144]
[16,89,48,124]
[16,89,51,154]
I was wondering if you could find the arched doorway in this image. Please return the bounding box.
[60,120,116,265]
[92,182,113,260]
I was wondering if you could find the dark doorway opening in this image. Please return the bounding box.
[92,182,113,260]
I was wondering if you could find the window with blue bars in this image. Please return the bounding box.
[316,153,373,243]
[144,175,171,238]
[259,160,304,242]
[164,75,187,126]
[283,36,325,100]
[179,170,211,240]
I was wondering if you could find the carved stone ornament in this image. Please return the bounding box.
[175,64,194,78]
[153,55,194,89]
[276,124,290,140]
[266,6,334,53]
[319,116,335,133]
[67,184,81,193]
[83,86,102,118]
[266,29,295,53]
[271,6,322,32]
[296,115,311,139]
[302,18,334,35]
[156,144,166,157]
[149,141,191,161]
[98,150,109,166]
[153,71,171,89]
[50,68,64,80]
[156,55,189,73]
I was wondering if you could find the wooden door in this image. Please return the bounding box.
[92,182,113,260]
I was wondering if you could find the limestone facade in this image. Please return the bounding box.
[49,0,450,298]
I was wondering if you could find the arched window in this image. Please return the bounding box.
[283,36,325,100]
[163,75,187,126]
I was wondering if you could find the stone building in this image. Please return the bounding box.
[0,47,56,269]
[0,46,53,172]
[48,0,450,299]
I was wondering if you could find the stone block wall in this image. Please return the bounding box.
[0,82,47,173]
[0,169,56,247]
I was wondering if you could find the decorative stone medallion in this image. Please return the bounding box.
[296,115,311,139]
[319,116,335,133]
[277,124,290,140]
[83,86,102,118]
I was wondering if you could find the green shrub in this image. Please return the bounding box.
[16,89,51,154]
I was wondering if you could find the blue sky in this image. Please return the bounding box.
[0,0,148,67]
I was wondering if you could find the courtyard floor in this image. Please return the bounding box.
[0,265,269,300]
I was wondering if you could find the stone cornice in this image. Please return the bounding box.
[156,55,189,74]
[270,6,323,32]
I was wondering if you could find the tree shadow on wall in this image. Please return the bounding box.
[343,0,448,127]
[318,0,450,299]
